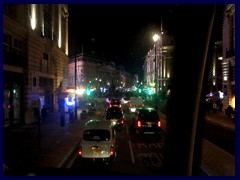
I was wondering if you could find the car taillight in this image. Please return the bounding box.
[78,146,82,156]
[157,120,161,127]
[137,120,142,127]
[119,104,122,108]
[110,104,112,108]
[110,146,115,156]
[120,119,124,124]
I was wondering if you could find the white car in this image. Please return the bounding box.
[78,119,117,164]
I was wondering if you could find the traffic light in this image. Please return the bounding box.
[86,88,91,96]
[147,87,153,95]
[138,88,142,93]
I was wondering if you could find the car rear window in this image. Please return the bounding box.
[106,109,122,118]
[83,129,111,141]
[107,113,122,118]
[139,110,159,120]
[107,108,122,114]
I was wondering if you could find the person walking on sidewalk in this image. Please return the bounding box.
[212,101,217,114]
[226,105,234,119]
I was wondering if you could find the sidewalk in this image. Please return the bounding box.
[3,109,102,175]
[3,108,235,176]
[159,110,235,176]
[205,110,235,131]
[201,110,235,176]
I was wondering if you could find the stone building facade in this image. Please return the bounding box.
[144,34,174,94]
[68,53,133,96]
[3,4,69,126]
[222,4,235,109]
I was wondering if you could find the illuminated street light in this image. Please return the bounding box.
[153,34,160,42]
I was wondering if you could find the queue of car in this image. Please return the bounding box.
[77,97,123,165]
[77,97,162,166]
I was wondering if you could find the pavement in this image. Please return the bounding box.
[3,106,235,176]
[200,111,235,176]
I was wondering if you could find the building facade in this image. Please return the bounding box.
[144,34,174,94]
[222,4,235,109]
[68,53,133,97]
[207,41,223,96]
[3,4,69,127]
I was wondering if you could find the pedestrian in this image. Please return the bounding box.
[212,101,217,114]
[226,105,234,119]
[217,99,223,111]
[41,105,47,121]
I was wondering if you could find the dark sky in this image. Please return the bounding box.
[68,4,179,74]
[68,4,223,75]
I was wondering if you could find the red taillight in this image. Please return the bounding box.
[120,119,124,124]
[110,146,115,156]
[137,120,142,127]
[110,104,112,108]
[157,120,161,127]
[78,146,82,156]
[119,104,122,108]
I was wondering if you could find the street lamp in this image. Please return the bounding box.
[74,53,77,122]
[152,34,160,96]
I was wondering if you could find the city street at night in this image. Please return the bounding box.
[3,3,237,177]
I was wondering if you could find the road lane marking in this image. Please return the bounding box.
[137,143,164,149]
[138,153,163,167]
[128,140,135,164]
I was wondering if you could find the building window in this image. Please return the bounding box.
[4,4,17,19]
[4,33,25,57]
[61,13,66,50]
[42,53,48,72]
[43,5,52,39]
[13,39,24,56]
[3,33,12,52]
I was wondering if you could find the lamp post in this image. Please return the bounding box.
[74,53,77,122]
[153,34,159,107]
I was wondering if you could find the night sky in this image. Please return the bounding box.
[68,4,224,75]
[68,4,178,75]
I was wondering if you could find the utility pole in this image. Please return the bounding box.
[154,44,157,96]
[153,34,160,108]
